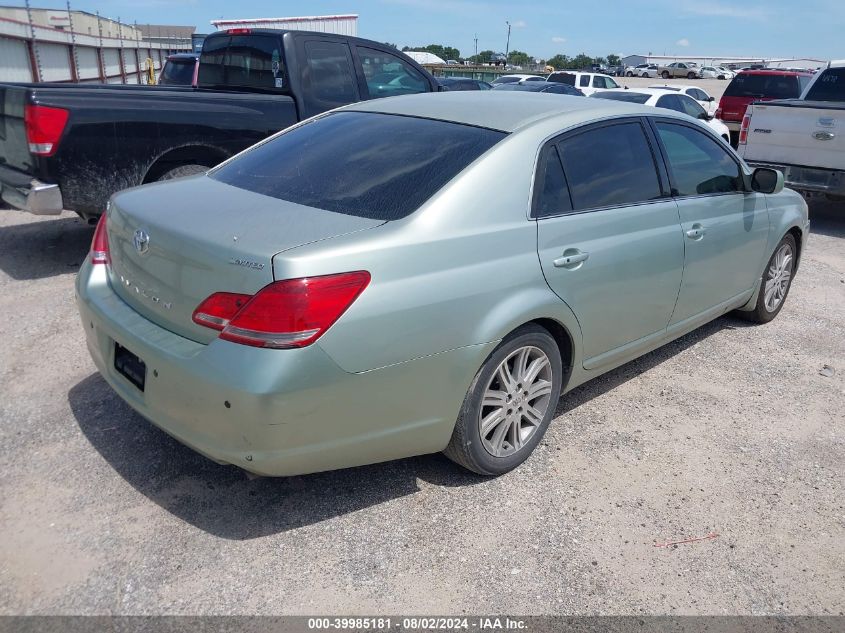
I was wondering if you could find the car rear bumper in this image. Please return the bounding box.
[0,164,63,215]
[75,261,486,476]
[747,161,845,196]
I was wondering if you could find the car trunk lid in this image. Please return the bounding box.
[106,176,385,344]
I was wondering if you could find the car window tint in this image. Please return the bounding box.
[533,146,572,218]
[725,73,803,99]
[357,47,428,98]
[678,95,706,118]
[556,122,662,211]
[304,40,358,107]
[210,112,506,220]
[197,35,285,90]
[656,122,743,196]
[592,76,603,88]
[805,68,845,101]
[579,75,590,87]
[606,77,620,89]
[656,94,683,112]
[161,59,195,84]
[477,81,491,90]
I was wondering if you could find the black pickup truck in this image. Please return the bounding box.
[0,29,438,222]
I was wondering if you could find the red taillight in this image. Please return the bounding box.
[714,106,723,119]
[90,213,109,265]
[227,28,251,35]
[24,104,69,156]
[192,292,252,330]
[194,272,370,349]
[738,114,751,145]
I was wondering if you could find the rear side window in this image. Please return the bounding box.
[548,73,576,86]
[579,75,590,87]
[198,35,285,90]
[160,59,195,85]
[678,95,706,118]
[303,40,358,108]
[805,68,845,101]
[656,94,684,112]
[210,112,506,220]
[357,47,429,98]
[724,73,804,99]
[656,122,742,196]
[556,122,662,211]
[533,146,572,218]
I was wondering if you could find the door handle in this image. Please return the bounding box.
[685,224,707,240]
[553,250,589,268]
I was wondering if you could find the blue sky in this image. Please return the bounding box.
[14,0,844,60]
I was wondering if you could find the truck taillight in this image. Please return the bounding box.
[714,106,723,119]
[194,272,371,349]
[24,104,69,156]
[738,114,751,145]
[226,28,251,35]
[90,213,109,265]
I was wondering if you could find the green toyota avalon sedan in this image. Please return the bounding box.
[76,92,809,477]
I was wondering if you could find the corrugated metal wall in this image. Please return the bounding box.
[0,36,33,82]
[102,48,121,78]
[76,46,100,80]
[34,41,71,81]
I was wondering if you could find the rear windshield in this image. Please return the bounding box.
[547,73,576,86]
[161,59,195,85]
[591,91,651,104]
[197,34,286,91]
[210,112,507,220]
[805,68,845,102]
[724,73,809,99]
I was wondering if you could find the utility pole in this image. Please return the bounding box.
[505,21,511,65]
[474,33,478,58]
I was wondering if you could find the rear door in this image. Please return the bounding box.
[535,118,685,370]
[298,38,360,118]
[352,46,431,100]
[651,118,769,326]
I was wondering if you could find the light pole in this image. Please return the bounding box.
[505,21,511,66]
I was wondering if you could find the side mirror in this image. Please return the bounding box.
[751,167,784,194]
[708,96,715,102]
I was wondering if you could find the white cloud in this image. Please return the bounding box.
[676,38,690,47]
[551,36,566,43]
[511,20,527,28]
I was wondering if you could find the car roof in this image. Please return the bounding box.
[738,69,814,76]
[496,74,534,79]
[341,91,655,133]
[649,83,707,92]
[619,88,684,97]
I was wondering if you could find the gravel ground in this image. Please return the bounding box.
[0,200,842,616]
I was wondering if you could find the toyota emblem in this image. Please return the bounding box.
[133,229,150,255]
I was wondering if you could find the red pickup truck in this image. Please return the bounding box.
[716,69,814,146]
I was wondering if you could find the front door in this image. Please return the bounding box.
[534,119,685,369]
[652,119,770,326]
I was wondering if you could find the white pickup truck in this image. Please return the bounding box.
[737,60,845,200]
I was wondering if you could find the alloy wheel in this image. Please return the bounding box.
[764,243,793,312]
[478,346,553,458]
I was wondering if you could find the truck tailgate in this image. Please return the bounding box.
[743,101,845,171]
[0,84,35,174]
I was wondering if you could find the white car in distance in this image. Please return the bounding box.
[649,83,718,116]
[546,71,625,96]
[591,88,731,143]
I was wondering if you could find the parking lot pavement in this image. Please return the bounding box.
[0,202,843,615]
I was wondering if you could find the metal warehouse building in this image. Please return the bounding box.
[210,14,358,36]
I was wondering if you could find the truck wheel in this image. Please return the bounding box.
[662,71,670,79]
[687,72,696,79]
[626,71,633,77]
[158,164,208,181]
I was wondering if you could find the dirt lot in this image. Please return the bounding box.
[0,200,843,615]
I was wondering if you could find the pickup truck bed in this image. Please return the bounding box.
[738,63,845,199]
[0,29,438,221]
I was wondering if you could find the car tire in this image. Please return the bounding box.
[687,72,696,79]
[662,71,670,79]
[626,71,633,77]
[737,233,797,324]
[158,164,209,181]
[443,324,563,476]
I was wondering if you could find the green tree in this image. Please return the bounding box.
[571,53,594,69]
[547,54,568,70]
[507,50,531,66]
[469,49,497,64]
[383,42,398,49]
[607,54,620,66]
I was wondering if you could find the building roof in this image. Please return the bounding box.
[138,24,196,38]
[404,51,446,65]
